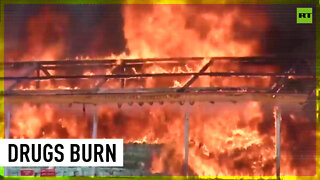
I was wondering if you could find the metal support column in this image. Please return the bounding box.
[275,107,281,179]
[4,106,12,176]
[92,107,98,139]
[184,105,189,176]
[91,105,98,176]
[5,107,11,139]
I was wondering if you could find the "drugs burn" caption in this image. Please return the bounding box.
[0,139,123,167]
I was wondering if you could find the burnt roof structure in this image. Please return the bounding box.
[2,56,315,105]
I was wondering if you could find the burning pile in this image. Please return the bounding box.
[6,4,315,176]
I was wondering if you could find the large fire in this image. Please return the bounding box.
[6,4,315,176]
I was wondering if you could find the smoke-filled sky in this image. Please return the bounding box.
[5,4,315,61]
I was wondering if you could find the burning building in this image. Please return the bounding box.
[3,4,316,177]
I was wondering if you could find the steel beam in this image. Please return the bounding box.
[40,66,53,77]
[178,60,213,92]
[4,90,309,105]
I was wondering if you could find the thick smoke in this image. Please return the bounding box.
[5,5,126,61]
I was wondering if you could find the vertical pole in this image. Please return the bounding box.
[4,106,11,176]
[121,62,125,88]
[121,79,125,88]
[184,105,189,176]
[91,105,98,176]
[275,107,281,179]
[36,64,40,89]
[5,107,11,139]
[92,106,98,139]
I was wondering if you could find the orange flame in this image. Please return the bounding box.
[8,5,315,176]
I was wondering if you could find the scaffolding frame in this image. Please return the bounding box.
[2,56,315,105]
[2,56,315,177]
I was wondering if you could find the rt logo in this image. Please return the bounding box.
[297,8,312,24]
